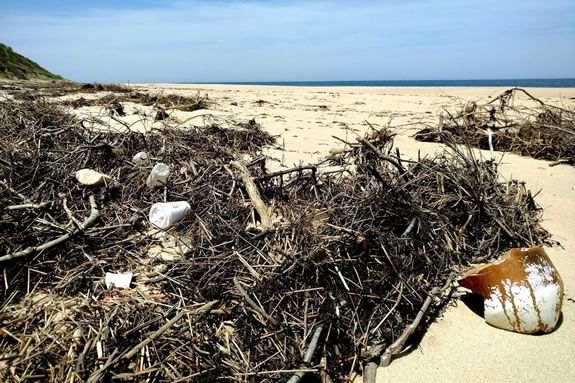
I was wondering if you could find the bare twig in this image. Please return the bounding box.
[122,300,218,360]
[287,325,324,383]
[5,202,49,211]
[380,279,453,367]
[0,195,100,262]
[233,277,280,328]
[255,165,317,182]
[357,137,406,175]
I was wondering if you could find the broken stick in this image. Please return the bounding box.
[230,160,274,231]
[287,324,324,383]
[0,195,100,262]
[380,279,453,368]
[357,137,406,176]
[122,300,218,360]
[6,202,49,211]
[362,362,378,383]
[233,277,280,327]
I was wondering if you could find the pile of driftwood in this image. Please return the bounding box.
[0,95,549,382]
[0,81,133,100]
[414,88,575,166]
[59,91,210,116]
[0,81,209,118]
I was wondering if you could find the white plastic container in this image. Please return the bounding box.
[132,151,149,165]
[146,163,170,188]
[459,247,563,334]
[149,201,191,229]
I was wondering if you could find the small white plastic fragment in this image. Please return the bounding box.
[105,272,133,289]
[146,163,170,188]
[75,169,112,186]
[132,151,149,165]
[149,201,192,229]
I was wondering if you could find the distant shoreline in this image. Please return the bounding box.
[176,79,575,88]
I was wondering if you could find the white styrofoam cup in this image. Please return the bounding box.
[149,201,191,229]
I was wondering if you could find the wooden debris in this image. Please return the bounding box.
[414,87,575,165]
[0,87,553,382]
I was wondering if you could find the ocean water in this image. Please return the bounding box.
[190,79,575,88]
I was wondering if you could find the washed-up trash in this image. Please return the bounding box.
[146,163,170,188]
[459,246,563,334]
[75,169,112,186]
[149,201,191,229]
[105,272,133,289]
[132,151,149,165]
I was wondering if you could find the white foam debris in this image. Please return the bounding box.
[105,272,133,289]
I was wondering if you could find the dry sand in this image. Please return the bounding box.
[111,84,575,381]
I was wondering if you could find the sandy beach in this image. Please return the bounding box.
[1,82,573,382]
[130,84,575,382]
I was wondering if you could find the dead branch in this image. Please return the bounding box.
[230,160,274,231]
[380,280,452,367]
[0,195,100,262]
[234,277,280,328]
[357,137,406,175]
[287,325,324,383]
[5,202,49,211]
[255,165,317,182]
[122,300,218,360]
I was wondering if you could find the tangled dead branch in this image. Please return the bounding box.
[415,88,575,165]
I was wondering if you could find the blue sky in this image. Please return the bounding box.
[1,0,574,82]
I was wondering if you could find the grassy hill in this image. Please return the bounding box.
[0,43,63,80]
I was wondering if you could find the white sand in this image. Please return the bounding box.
[135,84,575,382]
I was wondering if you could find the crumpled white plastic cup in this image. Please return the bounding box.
[146,163,170,188]
[149,201,191,229]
